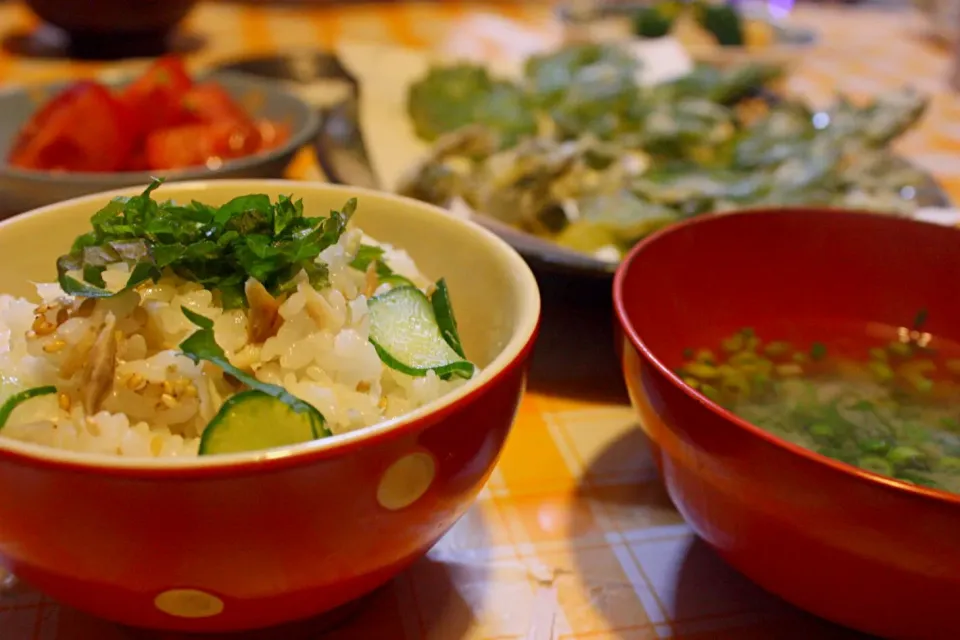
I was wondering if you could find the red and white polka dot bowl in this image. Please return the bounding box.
[0,180,540,632]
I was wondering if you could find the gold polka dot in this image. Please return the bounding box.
[154,589,224,619]
[377,452,436,510]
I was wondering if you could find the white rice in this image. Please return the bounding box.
[0,228,472,458]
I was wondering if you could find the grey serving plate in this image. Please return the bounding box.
[313,92,952,282]
[0,70,320,215]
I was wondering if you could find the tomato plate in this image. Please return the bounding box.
[8,81,136,172]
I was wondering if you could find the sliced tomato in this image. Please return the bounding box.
[118,56,193,136]
[144,125,209,170]
[255,120,291,151]
[181,83,251,125]
[8,81,135,172]
[145,121,262,171]
[124,147,151,172]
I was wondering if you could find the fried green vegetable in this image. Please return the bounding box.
[525,44,644,140]
[708,63,784,105]
[524,44,640,107]
[406,64,536,147]
[554,192,679,254]
[733,104,816,169]
[640,98,737,161]
[401,43,931,262]
[826,88,928,146]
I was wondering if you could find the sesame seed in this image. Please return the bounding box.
[127,373,146,391]
[31,316,56,336]
[42,339,66,353]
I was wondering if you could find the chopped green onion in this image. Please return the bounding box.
[763,341,791,359]
[868,361,893,383]
[808,422,834,441]
[888,341,912,358]
[810,342,827,361]
[887,446,926,470]
[858,456,893,476]
[721,334,744,353]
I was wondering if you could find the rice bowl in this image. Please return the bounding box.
[0,180,539,632]
[0,181,478,459]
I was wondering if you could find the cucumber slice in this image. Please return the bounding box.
[368,286,474,379]
[430,278,465,358]
[199,390,323,455]
[379,274,416,288]
[0,386,57,430]
[179,306,331,441]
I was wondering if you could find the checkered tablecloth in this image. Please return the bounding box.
[0,2,955,638]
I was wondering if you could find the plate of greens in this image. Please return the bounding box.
[318,42,948,279]
[558,0,819,69]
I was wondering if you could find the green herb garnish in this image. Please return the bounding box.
[348,243,415,288]
[57,180,357,308]
[810,342,827,361]
[178,307,331,437]
[350,244,392,277]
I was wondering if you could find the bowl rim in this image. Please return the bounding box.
[613,206,960,508]
[0,180,541,477]
[0,71,320,184]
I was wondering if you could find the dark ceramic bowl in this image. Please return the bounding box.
[24,0,198,55]
[0,71,319,215]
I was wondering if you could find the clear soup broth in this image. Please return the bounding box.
[678,315,960,495]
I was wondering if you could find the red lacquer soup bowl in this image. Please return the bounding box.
[613,208,960,640]
[0,180,540,632]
